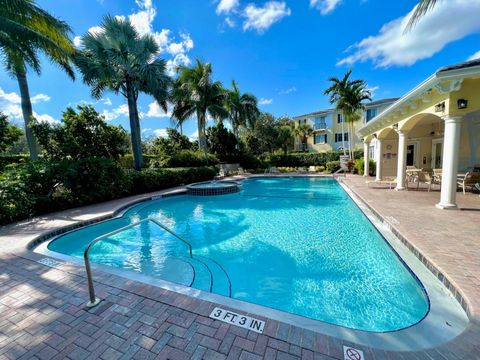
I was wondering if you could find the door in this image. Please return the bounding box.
[406,144,415,166]
[432,139,443,169]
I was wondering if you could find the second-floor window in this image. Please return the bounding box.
[337,113,343,123]
[366,108,378,122]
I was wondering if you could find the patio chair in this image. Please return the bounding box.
[297,167,307,173]
[457,172,480,195]
[308,166,316,173]
[366,177,397,189]
[266,166,279,174]
[433,168,442,184]
[416,171,434,192]
[238,167,250,176]
[214,168,226,180]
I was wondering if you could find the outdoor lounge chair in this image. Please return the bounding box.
[457,172,480,195]
[366,177,397,189]
[308,166,316,172]
[265,166,279,174]
[297,167,307,173]
[214,169,226,179]
[416,171,434,192]
[238,167,250,176]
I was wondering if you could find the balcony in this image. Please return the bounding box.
[313,123,327,131]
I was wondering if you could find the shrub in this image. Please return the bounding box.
[0,154,29,171]
[354,158,376,176]
[118,154,157,169]
[325,161,341,173]
[150,150,219,168]
[262,150,363,168]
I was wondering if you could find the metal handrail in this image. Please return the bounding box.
[83,217,193,307]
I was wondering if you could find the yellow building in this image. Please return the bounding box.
[293,98,397,153]
[358,59,480,209]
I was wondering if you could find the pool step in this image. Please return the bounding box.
[180,256,213,293]
[196,256,232,298]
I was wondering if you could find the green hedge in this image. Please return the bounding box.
[263,150,363,167]
[0,154,29,170]
[0,158,217,226]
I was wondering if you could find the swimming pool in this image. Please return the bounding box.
[47,177,429,332]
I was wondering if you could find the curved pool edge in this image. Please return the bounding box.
[29,174,469,352]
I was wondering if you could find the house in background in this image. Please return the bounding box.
[358,59,480,209]
[293,98,398,153]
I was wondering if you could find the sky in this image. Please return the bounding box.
[1,0,480,140]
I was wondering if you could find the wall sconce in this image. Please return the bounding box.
[435,102,445,112]
[373,133,377,139]
[457,99,468,109]
[392,123,399,130]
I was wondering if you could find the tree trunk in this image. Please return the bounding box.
[197,111,208,157]
[16,68,38,160]
[341,119,346,156]
[126,81,143,171]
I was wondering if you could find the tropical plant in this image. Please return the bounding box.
[406,0,437,31]
[324,70,371,160]
[31,105,129,161]
[0,0,75,160]
[75,15,171,170]
[0,113,22,153]
[225,80,259,146]
[276,117,295,155]
[171,59,229,155]
[293,123,314,152]
[206,122,238,161]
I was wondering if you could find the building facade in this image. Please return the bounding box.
[358,59,480,209]
[293,98,397,153]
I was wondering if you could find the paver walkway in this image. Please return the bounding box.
[1,175,480,359]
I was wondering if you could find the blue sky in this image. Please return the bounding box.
[1,0,480,140]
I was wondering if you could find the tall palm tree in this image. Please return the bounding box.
[406,0,437,32]
[293,123,313,152]
[75,16,171,170]
[324,70,371,159]
[171,59,228,155]
[225,80,259,146]
[0,0,75,159]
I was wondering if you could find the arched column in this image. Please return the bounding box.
[436,116,463,209]
[363,141,370,177]
[395,130,408,191]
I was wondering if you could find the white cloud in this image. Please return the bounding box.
[310,0,342,15]
[278,87,297,95]
[225,17,236,28]
[73,36,82,47]
[259,98,273,105]
[338,0,480,68]
[189,130,199,141]
[243,1,291,33]
[102,104,129,121]
[366,85,380,98]
[468,50,480,61]
[166,53,192,76]
[217,0,239,14]
[100,98,112,106]
[153,128,168,137]
[145,101,171,118]
[31,93,51,103]
[0,87,56,124]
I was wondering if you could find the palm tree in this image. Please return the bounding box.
[0,0,75,159]
[324,70,371,160]
[75,16,171,171]
[170,59,228,155]
[225,80,259,147]
[406,0,437,32]
[293,123,313,152]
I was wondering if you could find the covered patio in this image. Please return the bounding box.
[360,59,480,209]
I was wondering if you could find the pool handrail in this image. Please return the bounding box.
[83,217,193,307]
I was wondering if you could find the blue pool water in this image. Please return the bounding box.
[48,177,428,332]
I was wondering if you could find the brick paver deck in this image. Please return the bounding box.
[1,175,480,359]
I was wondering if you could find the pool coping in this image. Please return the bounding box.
[29,174,469,352]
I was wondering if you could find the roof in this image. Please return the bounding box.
[293,97,398,120]
[437,58,480,73]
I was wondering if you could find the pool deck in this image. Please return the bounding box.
[0,175,479,359]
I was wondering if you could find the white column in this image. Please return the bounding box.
[395,131,408,191]
[375,138,383,181]
[363,141,370,177]
[436,116,463,209]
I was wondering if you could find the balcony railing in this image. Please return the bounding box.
[313,123,327,130]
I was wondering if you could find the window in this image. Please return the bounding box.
[366,108,378,122]
[314,116,327,130]
[335,133,349,142]
[314,134,327,144]
[337,113,343,123]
